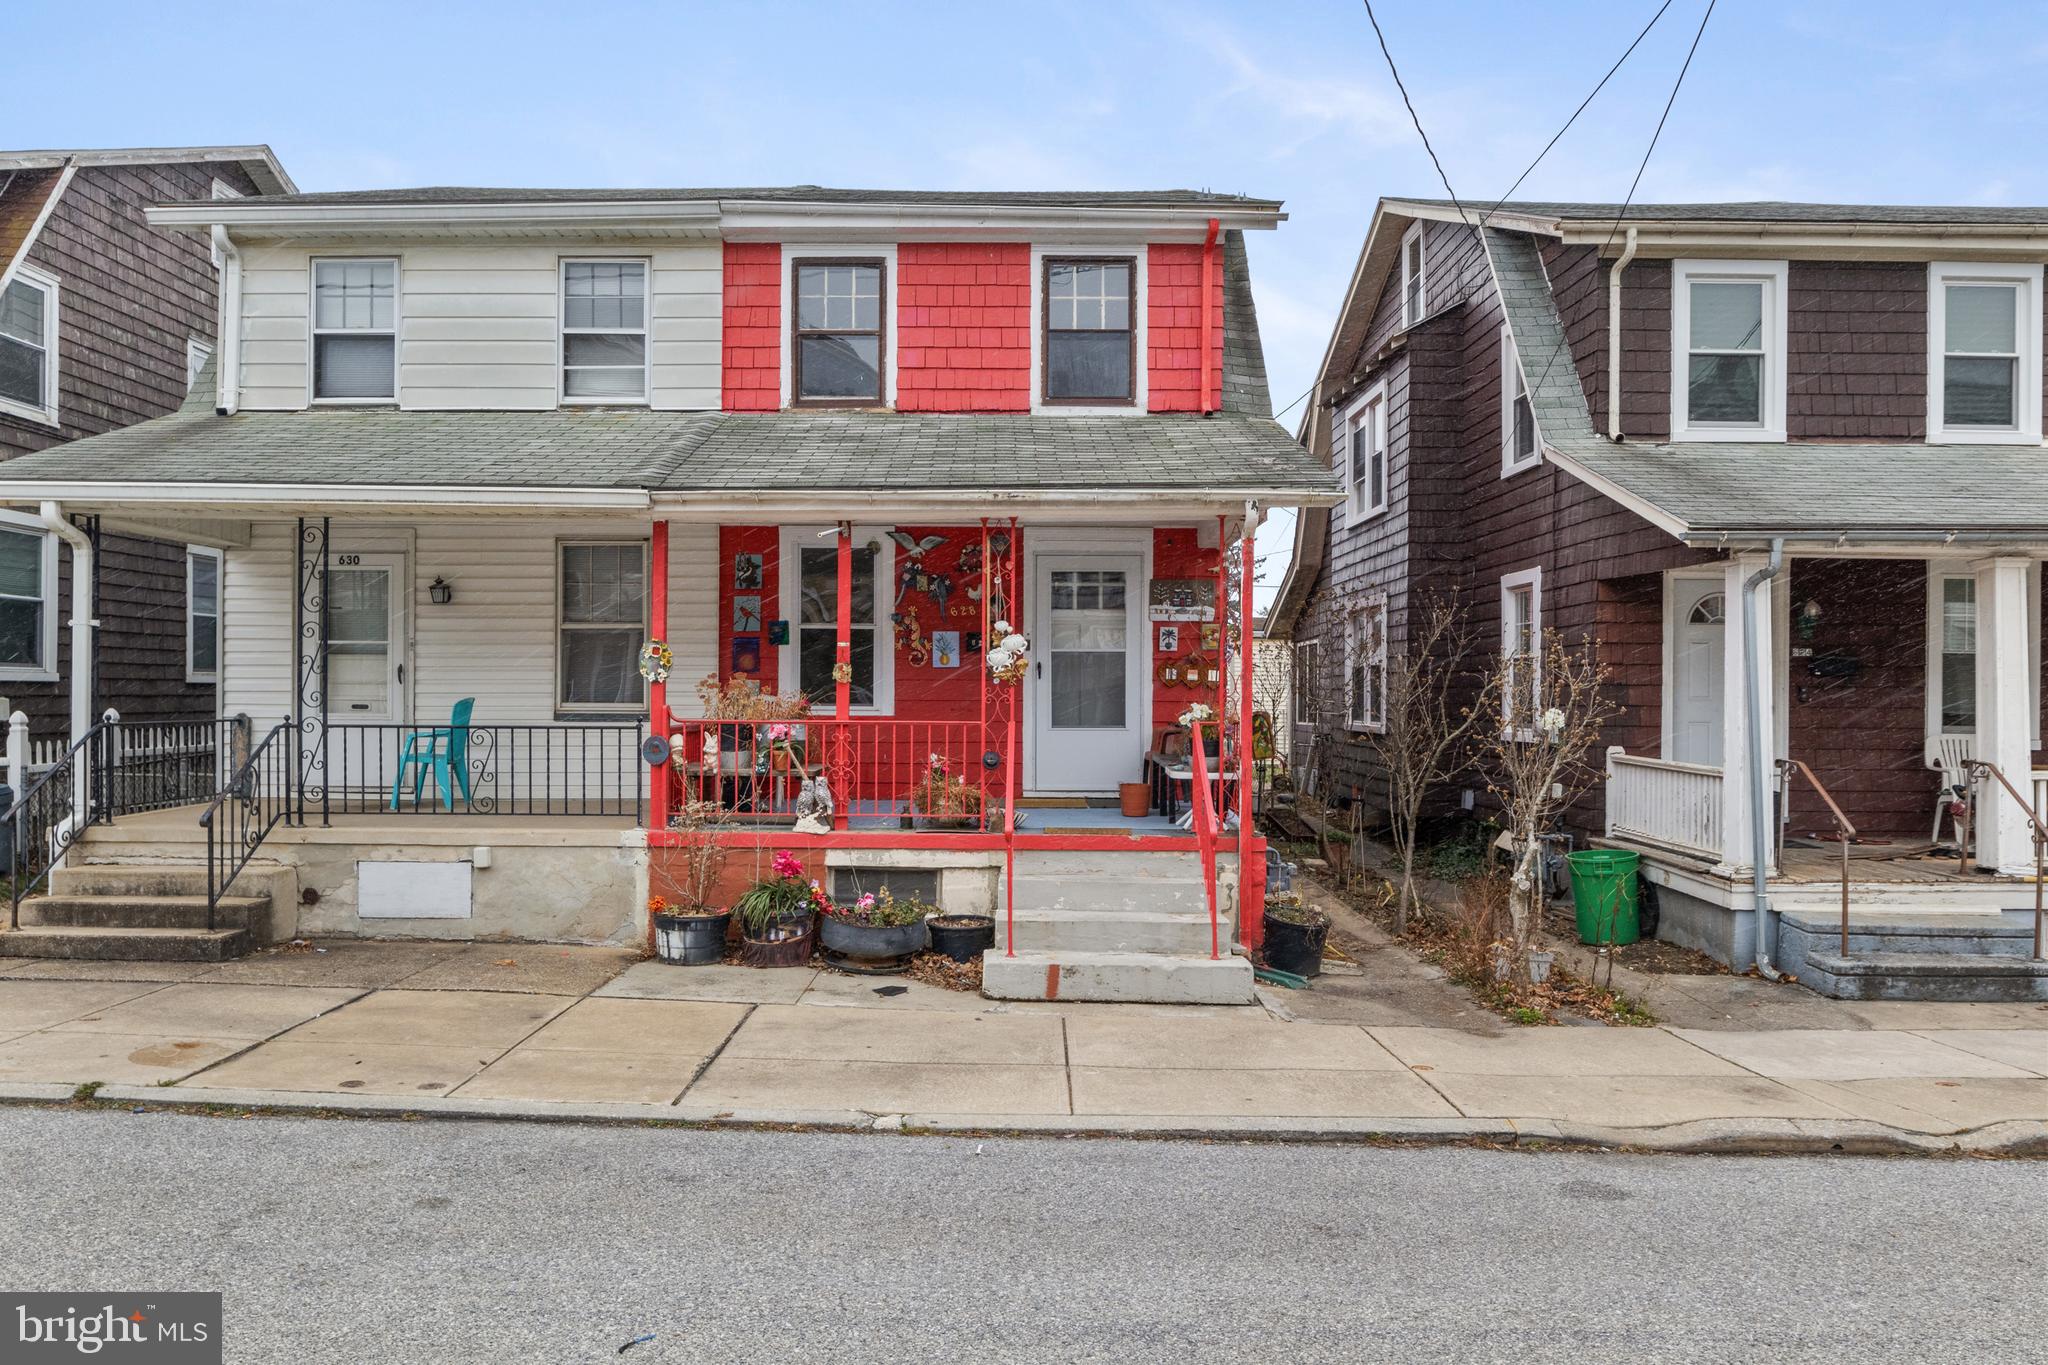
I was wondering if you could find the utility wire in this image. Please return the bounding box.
[1602,0,1716,254]
[1362,0,1472,230]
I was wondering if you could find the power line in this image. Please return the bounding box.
[1361,0,1472,229]
[1601,0,1717,255]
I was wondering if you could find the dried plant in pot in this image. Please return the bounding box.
[818,887,931,974]
[906,752,984,831]
[650,800,735,966]
[1261,894,1330,978]
[695,675,812,776]
[732,849,822,967]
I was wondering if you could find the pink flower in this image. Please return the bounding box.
[858,893,877,912]
[770,849,802,880]
[768,722,793,742]
[928,752,947,775]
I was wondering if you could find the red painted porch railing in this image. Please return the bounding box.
[664,715,997,826]
[1187,722,1223,961]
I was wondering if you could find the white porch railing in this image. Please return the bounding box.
[1605,747,1724,861]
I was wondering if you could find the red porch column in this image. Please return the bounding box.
[832,520,853,831]
[1237,506,1263,951]
[649,519,671,831]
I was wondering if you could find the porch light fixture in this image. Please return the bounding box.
[429,577,454,606]
[1795,598,1822,639]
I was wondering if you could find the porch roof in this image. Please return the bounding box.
[1485,226,2048,544]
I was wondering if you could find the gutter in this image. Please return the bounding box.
[1742,538,1786,980]
[1607,227,1637,440]
[36,502,94,825]
[212,225,241,414]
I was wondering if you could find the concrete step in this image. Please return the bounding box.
[1779,909,2036,959]
[0,924,251,963]
[21,894,270,933]
[1009,849,1224,881]
[53,861,280,898]
[982,949,1255,1004]
[1010,875,1222,914]
[1800,950,2048,1003]
[1007,908,1221,955]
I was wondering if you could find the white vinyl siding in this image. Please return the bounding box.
[234,242,722,412]
[1926,261,2043,444]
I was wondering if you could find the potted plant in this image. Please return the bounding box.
[733,848,823,967]
[695,676,811,776]
[907,752,983,831]
[928,910,996,962]
[649,799,734,966]
[1178,702,1220,757]
[1262,894,1330,977]
[818,886,931,973]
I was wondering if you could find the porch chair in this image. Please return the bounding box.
[1930,733,1974,844]
[390,697,476,812]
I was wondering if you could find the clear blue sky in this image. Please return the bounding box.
[10,0,2048,601]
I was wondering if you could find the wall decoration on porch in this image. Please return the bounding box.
[732,595,763,634]
[1157,625,1180,653]
[893,607,930,667]
[964,630,982,653]
[730,636,762,676]
[1158,658,1183,687]
[1148,578,1216,622]
[931,631,961,669]
[767,620,789,647]
[637,638,673,684]
[733,552,763,590]
[1200,622,1221,651]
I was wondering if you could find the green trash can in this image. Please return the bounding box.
[1566,849,1641,946]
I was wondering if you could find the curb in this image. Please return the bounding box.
[3,1083,2040,1157]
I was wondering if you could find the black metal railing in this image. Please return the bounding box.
[309,722,646,821]
[103,717,247,818]
[7,720,115,925]
[199,720,294,922]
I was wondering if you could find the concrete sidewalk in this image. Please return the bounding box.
[0,945,2043,1154]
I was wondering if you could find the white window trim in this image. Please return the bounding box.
[1922,559,2041,759]
[1501,323,1540,477]
[1336,382,1389,523]
[1670,258,1788,443]
[554,539,650,714]
[558,257,651,407]
[0,262,61,427]
[1346,594,1389,733]
[185,337,214,395]
[1926,261,2043,445]
[307,256,401,406]
[0,508,59,682]
[776,525,897,715]
[1501,566,1543,741]
[781,245,899,412]
[1292,636,1320,728]
[1028,243,1148,415]
[186,546,222,683]
[1399,221,1426,328]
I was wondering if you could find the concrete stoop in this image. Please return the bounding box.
[981,847,1252,1003]
[0,862,284,963]
[1778,909,2047,1001]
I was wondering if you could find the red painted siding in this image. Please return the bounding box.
[721,244,781,412]
[897,244,1031,411]
[1146,243,1224,413]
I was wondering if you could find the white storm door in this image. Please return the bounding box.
[1671,578,1726,765]
[1030,554,1143,794]
[324,553,405,724]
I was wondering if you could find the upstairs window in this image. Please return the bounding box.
[1671,259,1786,442]
[188,547,221,682]
[558,542,647,710]
[561,261,648,402]
[0,266,58,424]
[1043,257,1134,404]
[1501,325,1538,475]
[1928,262,2042,444]
[793,260,884,405]
[1337,384,1388,521]
[312,259,397,401]
[1400,223,1426,326]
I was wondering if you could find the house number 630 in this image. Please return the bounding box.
[336,554,362,566]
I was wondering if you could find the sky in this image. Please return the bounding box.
[12,0,2048,604]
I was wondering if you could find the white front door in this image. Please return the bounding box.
[1671,578,1726,765]
[1029,553,1143,794]
[324,553,405,724]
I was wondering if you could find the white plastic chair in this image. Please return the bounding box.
[1931,733,1975,842]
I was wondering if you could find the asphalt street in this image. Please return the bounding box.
[4,1106,2042,1363]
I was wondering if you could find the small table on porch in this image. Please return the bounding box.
[1145,749,1238,824]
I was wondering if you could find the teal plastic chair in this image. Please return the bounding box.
[390,698,475,812]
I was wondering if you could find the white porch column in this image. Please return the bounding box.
[1716,552,1778,877]
[1972,556,2035,874]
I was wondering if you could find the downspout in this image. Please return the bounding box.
[38,502,94,825]
[212,224,241,415]
[1743,537,1785,979]
[1606,226,1638,440]
[1200,218,1220,414]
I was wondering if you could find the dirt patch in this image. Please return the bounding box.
[1539,901,1725,975]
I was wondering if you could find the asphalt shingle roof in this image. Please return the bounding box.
[1483,226,2048,537]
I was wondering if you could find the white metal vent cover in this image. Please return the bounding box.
[358,860,473,919]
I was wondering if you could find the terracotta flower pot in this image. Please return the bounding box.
[1119,782,1151,818]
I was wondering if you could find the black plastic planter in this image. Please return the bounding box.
[927,914,995,963]
[653,911,731,966]
[819,915,929,974]
[1262,909,1330,978]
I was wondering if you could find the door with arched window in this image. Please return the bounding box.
[1671,578,1726,765]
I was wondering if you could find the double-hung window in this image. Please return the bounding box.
[1043,257,1135,404]
[187,548,222,682]
[1346,597,1388,731]
[1501,325,1538,474]
[1924,564,2043,752]
[558,542,648,711]
[1928,262,2043,443]
[1293,638,1320,727]
[0,513,55,679]
[1338,385,1388,521]
[793,539,882,707]
[1501,569,1542,737]
[1671,259,1787,441]
[311,259,397,401]
[561,261,648,402]
[793,260,885,405]
[1400,223,1426,327]
[0,265,59,424]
